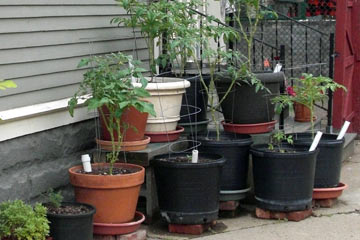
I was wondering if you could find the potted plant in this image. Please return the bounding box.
[68,52,156,151]
[152,152,226,224]
[215,0,283,131]
[176,13,263,200]
[272,73,347,188]
[113,0,191,136]
[68,52,149,224]
[0,200,50,240]
[156,0,212,133]
[193,51,255,198]
[251,131,319,211]
[283,86,314,122]
[44,189,96,240]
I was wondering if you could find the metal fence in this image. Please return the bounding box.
[231,5,336,80]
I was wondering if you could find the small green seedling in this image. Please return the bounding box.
[268,131,293,153]
[45,188,63,209]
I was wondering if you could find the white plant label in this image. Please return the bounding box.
[309,131,323,152]
[337,121,351,140]
[81,154,92,172]
[274,63,282,73]
[192,150,199,163]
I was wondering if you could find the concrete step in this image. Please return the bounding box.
[283,114,324,134]
[342,133,357,162]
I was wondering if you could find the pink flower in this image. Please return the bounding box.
[286,86,296,96]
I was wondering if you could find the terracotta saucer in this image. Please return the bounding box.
[145,126,184,143]
[222,120,277,134]
[96,136,151,151]
[93,211,145,235]
[313,182,348,200]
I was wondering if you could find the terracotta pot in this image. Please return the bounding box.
[145,126,184,143]
[93,211,145,235]
[222,120,277,134]
[313,182,348,200]
[95,136,151,151]
[294,103,316,122]
[99,106,148,142]
[68,163,145,224]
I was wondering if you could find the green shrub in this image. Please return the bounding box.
[0,200,49,240]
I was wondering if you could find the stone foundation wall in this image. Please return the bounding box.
[0,120,96,203]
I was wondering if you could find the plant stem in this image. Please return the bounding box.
[310,102,315,139]
[99,107,115,175]
[149,37,155,76]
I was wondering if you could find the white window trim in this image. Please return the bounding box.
[0,96,96,142]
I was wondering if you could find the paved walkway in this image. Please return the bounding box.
[146,141,360,240]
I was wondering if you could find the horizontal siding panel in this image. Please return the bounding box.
[0,6,125,19]
[1,60,151,97]
[0,0,117,5]
[0,48,149,79]
[0,84,80,111]
[0,28,141,50]
[0,0,150,111]
[0,16,126,34]
[2,70,85,96]
[0,39,148,65]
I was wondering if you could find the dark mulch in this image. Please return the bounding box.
[158,156,213,163]
[77,167,138,175]
[46,204,91,215]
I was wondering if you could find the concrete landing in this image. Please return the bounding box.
[145,141,360,240]
[93,138,189,167]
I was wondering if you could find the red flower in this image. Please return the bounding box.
[286,86,296,96]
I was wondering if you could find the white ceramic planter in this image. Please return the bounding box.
[140,77,190,132]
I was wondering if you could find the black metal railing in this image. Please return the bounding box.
[159,4,336,131]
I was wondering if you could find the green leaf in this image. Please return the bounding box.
[136,101,156,117]
[87,98,109,110]
[77,58,90,68]
[68,98,78,117]
[118,101,131,110]
[133,87,150,98]
[0,80,17,90]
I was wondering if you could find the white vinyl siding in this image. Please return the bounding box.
[0,0,149,111]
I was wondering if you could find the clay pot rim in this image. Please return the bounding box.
[312,182,348,200]
[313,182,348,192]
[222,120,277,134]
[93,211,145,235]
[95,136,151,146]
[95,136,150,151]
[94,211,145,227]
[69,163,144,178]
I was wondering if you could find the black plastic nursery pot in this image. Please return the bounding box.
[179,74,211,124]
[291,133,345,188]
[251,145,318,212]
[179,119,210,135]
[195,131,253,191]
[46,202,96,240]
[215,72,284,124]
[152,153,225,225]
